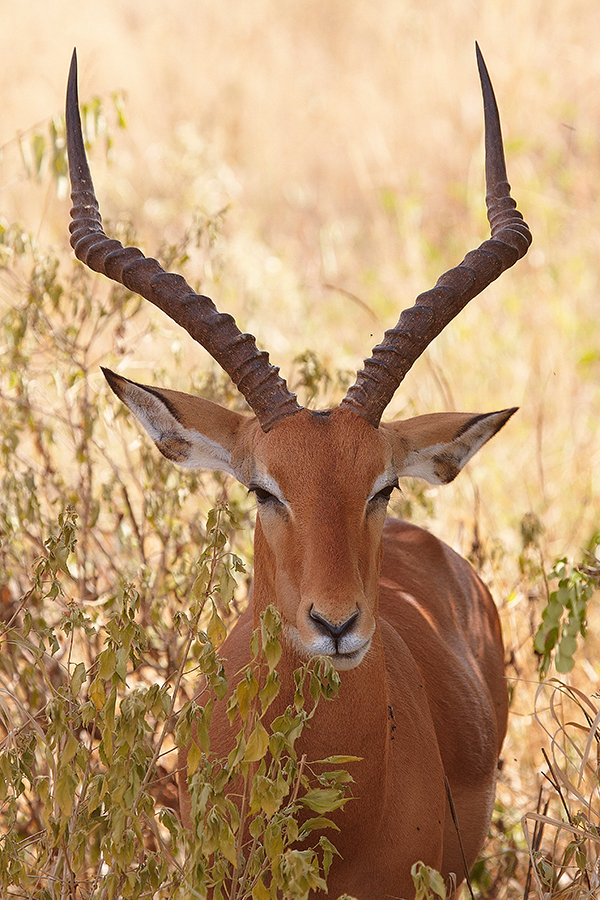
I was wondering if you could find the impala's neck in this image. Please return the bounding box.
[251,518,391,809]
[250,519,279,628]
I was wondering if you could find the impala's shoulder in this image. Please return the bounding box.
[219,606,255,676]
[382,516,444,550]
[381,516,481,585]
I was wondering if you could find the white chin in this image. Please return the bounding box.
[329,642,371,671]
[284,626,371,671]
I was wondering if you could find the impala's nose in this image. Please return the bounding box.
[309,606,359,651]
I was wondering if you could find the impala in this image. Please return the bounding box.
[65,46,531,898]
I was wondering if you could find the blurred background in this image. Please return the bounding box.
[2,0,599,552]
[1,1,599,895]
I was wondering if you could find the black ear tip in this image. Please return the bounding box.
[101,367,122,395]
[494,407,519,429]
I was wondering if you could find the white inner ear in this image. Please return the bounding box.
[397,412,512,485]
[401,439,471,485]
[119,384,236,476]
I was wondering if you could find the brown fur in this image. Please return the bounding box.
[168,407,509,899]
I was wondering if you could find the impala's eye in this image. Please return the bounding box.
[371,480,399,504]
[249,485,280,506]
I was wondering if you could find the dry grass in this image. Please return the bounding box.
[521,684,599,897]
[1,1,600,896]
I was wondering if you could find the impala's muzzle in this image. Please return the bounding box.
[284,602,374,670]
[309,606,359,650]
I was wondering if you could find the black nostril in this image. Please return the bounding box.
[309,607,359,645]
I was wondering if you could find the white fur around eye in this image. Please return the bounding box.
[250,472,291,510]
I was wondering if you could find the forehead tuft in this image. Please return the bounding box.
[248,406,391,488]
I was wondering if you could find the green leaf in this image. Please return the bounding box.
[252,877,272,900]
[88,676,106,711]
[411,861,447,899]
[234,672,259,720]
[55,767,77,817]
[299,788,346,814]
[264,819,284,860]
[70,662,87,698]
[97,648,116,680]
[555,649,575,673]
[187,741,203,777]
[318,835,341,878]
[227,733,247,769]
[207,600,227,649]
[245,721,270,763]
[259,670,280,713]
[218,821,238,867]
[314,755,362,765]
[250,629,261,660]
[195,706,212,754]
[559,634,577,656]
[298,816,339,838]
[115,646,128,681]
[218,568,237,609]
[62,732,79,767]
[264,637,282,674]
[250,771,289,818]
[249,814,266,839]
[191,563,211,601]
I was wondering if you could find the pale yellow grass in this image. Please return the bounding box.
[1,0,600,894]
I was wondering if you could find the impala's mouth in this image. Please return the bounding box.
[330,639,372,671]
[284,624,372,671]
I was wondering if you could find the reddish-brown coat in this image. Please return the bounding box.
[176,409,508,898]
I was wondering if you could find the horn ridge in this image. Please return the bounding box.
[65,48,301,432]
[341,46,532,427]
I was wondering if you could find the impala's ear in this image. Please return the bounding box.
[380,408,517,485]
[102,368,249,478]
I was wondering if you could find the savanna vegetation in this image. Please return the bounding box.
[0,1,599,897]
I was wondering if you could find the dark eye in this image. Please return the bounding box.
[371,481,399,504]
[249,484,280,506]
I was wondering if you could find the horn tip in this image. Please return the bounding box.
[67,48,78,97]
[475,42,491,89]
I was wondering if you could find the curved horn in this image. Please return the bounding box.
[65,49,301,432]
[341,44,532,427]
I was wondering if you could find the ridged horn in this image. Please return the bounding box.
[340,44,532,427]
[65,49,301,432]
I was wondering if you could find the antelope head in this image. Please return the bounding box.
[66,46,531,672]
